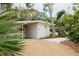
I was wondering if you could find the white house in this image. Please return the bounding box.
[17,20,51,39]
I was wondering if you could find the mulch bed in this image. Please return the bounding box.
[61,40,79,54]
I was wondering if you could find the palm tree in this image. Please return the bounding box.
[43,3,55,37]
[0,10,23,56]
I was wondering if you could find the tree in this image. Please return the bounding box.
[24,8,49,21]
[43,3,55,37]
[13,3,35,19]
[56,8,79,44]
[0,10,23,56]
[57,10,65,20]
[0,3,13,11]
[26,3,34,8]
[73,3,79,11]
[16,6,48,21]
[55,10,66,36]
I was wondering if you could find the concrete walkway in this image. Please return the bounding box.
[44,38,68,43]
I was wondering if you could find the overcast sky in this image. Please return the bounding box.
[13,3,73,17]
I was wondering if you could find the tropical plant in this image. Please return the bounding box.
[56,8,79,44]
[0,10,23,56]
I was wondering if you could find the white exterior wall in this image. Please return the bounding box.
[37,23,51,39]
[24,22,51,39]
[25,23,38,38]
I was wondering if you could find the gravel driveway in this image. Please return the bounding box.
[21,39,79,56]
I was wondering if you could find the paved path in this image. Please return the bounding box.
[44,38,68,43]
[21,39,79,56]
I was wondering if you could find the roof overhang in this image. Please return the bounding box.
[16,20,51,25]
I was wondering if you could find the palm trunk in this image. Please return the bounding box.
[49,4,55,37]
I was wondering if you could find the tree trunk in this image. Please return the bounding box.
[49,4,55,37]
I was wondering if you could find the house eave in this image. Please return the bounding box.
[16,20,51,25]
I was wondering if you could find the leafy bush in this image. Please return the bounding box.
[56,11,79,44]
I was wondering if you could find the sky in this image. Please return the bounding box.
[13,3,73,17]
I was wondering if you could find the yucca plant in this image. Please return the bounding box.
[0,10,23,56]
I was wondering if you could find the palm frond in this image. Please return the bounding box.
[0,10,23,56]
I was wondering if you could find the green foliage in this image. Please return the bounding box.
[0,39,23,56]
[16,8,49,21]
[43,3,54,12]
[1,3,13,11]
[57,10,65,20]
[47,34,55,38]
[73,3,79,11]
[0,11,23,56]
[56,10,79,44]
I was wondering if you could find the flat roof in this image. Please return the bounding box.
[16,20,51,25]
